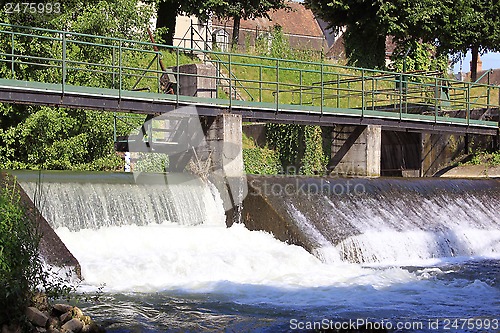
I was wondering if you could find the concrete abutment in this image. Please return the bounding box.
[328,125,382,177]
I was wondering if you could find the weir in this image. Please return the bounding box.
[11,171,500,271]
[242,176,500,263]
[14,171,226,231]
[9,172,499,331]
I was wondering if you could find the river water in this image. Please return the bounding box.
[62,224,499,333]
[17,173,500,332]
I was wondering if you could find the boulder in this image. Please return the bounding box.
[71,308,84,320]
[60,312,72,324]
[47,316,60,330]
[53,304,73,314]
[61,318,83,333]
[81,323,105,333]
[32,293,51,312]
[1,324,21,333]
[26,307,49,328]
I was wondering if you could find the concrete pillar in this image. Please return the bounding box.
[421,133,464,176]
[328,125,381,177]
[203,114,246,226]
[419,132,495,177]
[204,113,244,177]
[173,63,217,98]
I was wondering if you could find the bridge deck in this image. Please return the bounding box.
[0,23,498,136]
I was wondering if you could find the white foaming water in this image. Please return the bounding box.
[280,190,500,265]
[56,223,417,294]
[338,228,500,266]
[18,173,499,318]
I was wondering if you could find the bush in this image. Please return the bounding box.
[465,150,500,166]
[0,178,73,327]
[134,152,169,173]
[0,180,40,325]
[243,148,281,175]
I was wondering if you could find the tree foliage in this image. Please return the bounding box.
[305,0,389,68]
[437,0,500,80]
[266,124,327,175]
[305,0,500,73]
[0,0,155,171]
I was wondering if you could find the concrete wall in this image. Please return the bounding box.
[173,15,212,50]
[328,125,381,177]
[203,114,244,177]
[240,175,318,252]
[421,133,465,176]
[242,123,267,147]
[202,114,245,225]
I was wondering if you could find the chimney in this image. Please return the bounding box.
[470,55,483,74]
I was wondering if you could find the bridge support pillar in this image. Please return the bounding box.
[202,113,245,225]
[421,133,464,176]
[328,125,381,177]
[203,113,244,177]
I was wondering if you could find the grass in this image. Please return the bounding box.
[206,47,499,113]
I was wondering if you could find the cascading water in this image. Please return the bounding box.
[15,172,500,332]
[272,178,500,265]
[18,171,226,230]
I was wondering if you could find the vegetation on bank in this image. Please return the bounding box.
[0,180,38,326]
[0,1,199,172]
[242,132,280,175]
[0,178,73,328]
[465,150,500,167]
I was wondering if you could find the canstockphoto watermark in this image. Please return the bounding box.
[249,177,366,199]
[289,318,500,331]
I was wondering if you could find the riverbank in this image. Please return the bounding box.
[2,296,105,333]
[438,151,500,178]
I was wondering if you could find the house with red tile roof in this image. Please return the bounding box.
[211,2,328,52]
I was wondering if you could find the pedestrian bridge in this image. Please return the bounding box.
[0,23,498,136]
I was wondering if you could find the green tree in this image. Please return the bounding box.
[305,0,500,74]
[0,0,154,170]
[437,0,500,81]
[154,0,181,45]
[305,0,389,68]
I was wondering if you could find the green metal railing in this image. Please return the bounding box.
[0,23,498,129]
